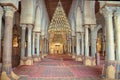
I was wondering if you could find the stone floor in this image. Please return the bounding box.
[14,54,103,80]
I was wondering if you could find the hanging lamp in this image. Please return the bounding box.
[48,0,71,34]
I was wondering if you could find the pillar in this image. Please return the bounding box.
[69,38,72,54]
[72,36,75,58]
[44,38,47,56]
[80,32,84,61]
[34,33,41,61]
[20,25,26,65]
[25,25,33,65]
[0,7,3,62]
[44,38,48,56]
[67,39,69,54]
[81,33,84,56]
[46,39,48,54]
[90,26,97,66]
[41,35,45,59]
[114,8,120,79]
[75,32,81,61]
[101,7,115,79]
[114,8,120,61]
[1,6,19,80]
[84,25,91,66]
[32,32,35,56]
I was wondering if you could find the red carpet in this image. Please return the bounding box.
[14,54,102,80]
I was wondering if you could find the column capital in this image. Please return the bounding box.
[27,24,33,29]
[101,6,113,17]
[80,32,85,35]
[4,6,16,18]
[0,6,3,16]
[21,25,26,29]
[84,25,89,28]
[114,7,120,17]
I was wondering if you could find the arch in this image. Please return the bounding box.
[76,6,82,32]
[33,6,41,32]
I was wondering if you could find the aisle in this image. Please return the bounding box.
[14,54,102,80]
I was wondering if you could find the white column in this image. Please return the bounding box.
[69,38,72,53]
[41,35,45,58]
[67,39,69,53]
[32,32,35,56]
[90,26,97,57]
[21,25,26,59]
[27,25,33,57]
[44,38,47,54]
[81,33,84,56]
[36,33,40,56]
[76,32,80,56]
[114,8,120,61]
[0,7,3,62]
[72,36,75,55]
[102,7,115,60]
[85,26,89,57]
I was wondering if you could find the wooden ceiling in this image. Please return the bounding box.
[45,0,73,20]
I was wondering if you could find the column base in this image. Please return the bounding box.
[102,61,118,79]
[90,57,96,66]
[43,53,48,58]
[25,57,33,65]
[33,55,41,62]
[19,57,27,66]
[72,54,76,59]
[75,55,83,62]
[68,53,72,56]
[1,71,20,80]
[84,56,92,66]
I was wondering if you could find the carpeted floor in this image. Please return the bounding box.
[14,54,103,80]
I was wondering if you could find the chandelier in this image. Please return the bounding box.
[48,0,71,34]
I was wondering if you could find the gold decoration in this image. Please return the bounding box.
[11,71,20,80]
[84,59,91,66]
[1,71,10,80]
[107,65,115,79]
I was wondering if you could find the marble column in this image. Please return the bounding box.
[36,33,40,56]
[20,25,26,65]
[81,33,84,56]
[46,39,49,54]
[85,26,89,56]
[90,26,97,66]
[34,33,41,62]
[2,6,15,74]
[114,8,120,61]
[67,39,69,54]
[101,7,115,79]
[44,38,48,56]
[72,36,75,58]
[41,36,45,58]
[84,25,91,66]
[114,9,120,79]
[75,32,81,61]
[103,8,115,61]
[76,32,80,56]
[1,6,19,80]
[25,25,33,65]
[0,7,3,62]
[44,38,47,57]
[32,32,35,56]
[69,38,72,54]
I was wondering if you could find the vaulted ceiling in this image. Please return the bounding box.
[44,0,73,20]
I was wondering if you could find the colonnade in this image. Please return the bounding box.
[100,6,120,79]
[20,26,49,65]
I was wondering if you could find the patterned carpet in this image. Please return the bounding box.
[14,54,102,80]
